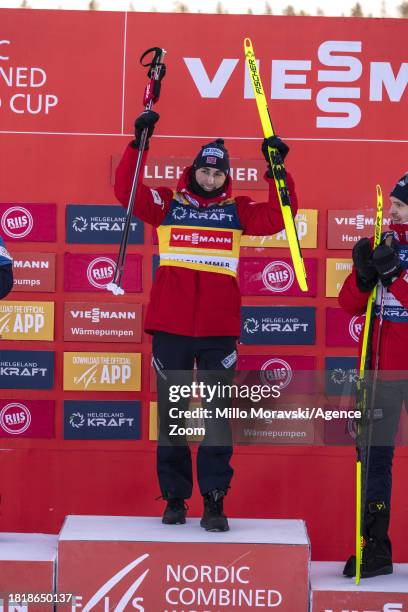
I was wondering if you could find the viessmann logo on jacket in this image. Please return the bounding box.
[157,195,242,276]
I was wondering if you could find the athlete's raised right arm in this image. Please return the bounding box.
[114,111,173,227]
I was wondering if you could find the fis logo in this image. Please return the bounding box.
[0,311,44,335]
[1,206,33,239]
[262,261,295,293]
[71,554,149,611]
[73,363,131,390]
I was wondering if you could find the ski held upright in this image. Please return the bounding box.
[244,37,308,292]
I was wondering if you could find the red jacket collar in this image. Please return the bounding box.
[176,166,232,207]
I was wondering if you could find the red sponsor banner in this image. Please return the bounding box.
[239,257,317,296]
[0,203,56,242]
[111,156,267,190]
[327,209,392,249]
[12,252,56,292]
[0,534,57,612]
[58,519,309,611]
[311,562,408,611]
[1,9,123,133]
[123,14,408,141]
[64,253,142,293]
[326,307,364,347]
[64,302,142,342]
[170,227,233,250]
[0,400,54,438]
[238,354,316,393]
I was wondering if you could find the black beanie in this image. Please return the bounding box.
[193,139,230,175]
[390,172,408,204]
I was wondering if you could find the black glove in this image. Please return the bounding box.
[352,237,378,292]
[262,136,289,164]
[372,238,403,287]
[132,109,160,150]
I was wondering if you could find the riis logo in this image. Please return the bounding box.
[63,353,141,392]
[262,261,295,293]
[86,257,116,289]
[0,402,31,434]
[1,206,33,239]
[260,358,293,390]
[349,315,364,343]
[0,301,54,340]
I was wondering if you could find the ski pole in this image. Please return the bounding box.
[107,46,166,296]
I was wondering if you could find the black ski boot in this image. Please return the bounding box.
[162,497,187,525]
[343,501,393,578]
[200,489,229,532]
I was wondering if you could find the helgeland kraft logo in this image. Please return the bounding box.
[0,350,54,389]
[72,216,88,232]
[1,206,33,238]
[243,318,259,334]
[64,400,141,440]
[66,205,144,244]
[241,307,315,345]
[325,357,358,396]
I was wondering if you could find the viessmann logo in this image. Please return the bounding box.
[184,40,408,129]
[1,206,33,238]
[170,228,233,250]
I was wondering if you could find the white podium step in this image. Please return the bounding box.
[58,515,310,611]
[0,533,58,611]
[311,560,408,610]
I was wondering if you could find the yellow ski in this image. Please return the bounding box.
[355,184,383,584]
[244,37,308,292]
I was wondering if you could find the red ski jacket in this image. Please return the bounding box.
[114,144,298,337]
[338,223,408,372]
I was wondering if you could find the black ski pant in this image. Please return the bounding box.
[365,379,408,505]
[152,331,236,499]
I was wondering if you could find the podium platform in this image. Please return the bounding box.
[58,515,310,611]
[0,533,58,611]
[311,561,408,610]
